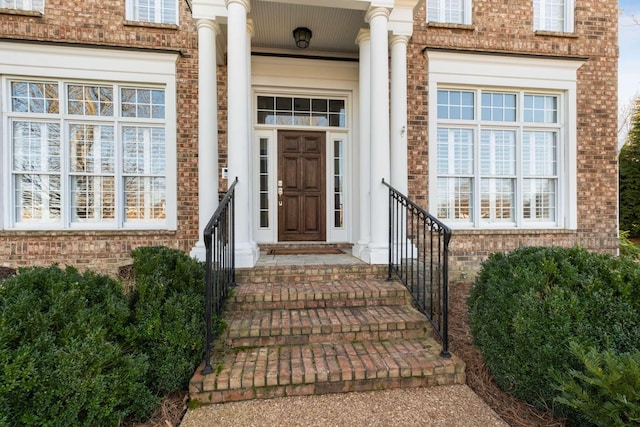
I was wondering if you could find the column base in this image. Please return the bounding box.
[234,241,260,268]
[190,241,206,262]
[351,240,370,259]
[357,242,389,265]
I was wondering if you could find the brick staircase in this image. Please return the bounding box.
[189,262,465,404]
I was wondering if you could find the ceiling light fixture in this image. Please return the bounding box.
[293,27,312,49]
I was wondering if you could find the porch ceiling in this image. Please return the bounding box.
[249,0,366,56]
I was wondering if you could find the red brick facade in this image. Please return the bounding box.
[0,1,619,280]
[0,0,203,273]
[408,1,619,279]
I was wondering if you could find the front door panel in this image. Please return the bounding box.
[278,131,326,241]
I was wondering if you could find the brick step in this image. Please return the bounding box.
[190,339,466,404]
[222,305,429,348]
[236,264,389,284]
[227,279,411,311]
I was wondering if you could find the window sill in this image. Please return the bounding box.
[123,20,178,30]
[447,228,576,236]
[534,30,579,38]
[0,7,43,17]
[1,229,177,237]
[427,22,475,31]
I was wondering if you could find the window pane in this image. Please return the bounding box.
[122,126,165,175]
[13,121,60,172]
[334,139,344,228]
[259,138,269,228]
[437,90,474,120]
[11,81,59,114]
[428,0,466,24]
[15,175,61,222]
[121,87,165,119]
[437,177,472,220]
[481,92,517,122]
[130,0,177,24]
[68,84,113,116]
[71,176,115,222]
[69,124,115,174]
[480,130,516,176]
[481,178,515,222]
[257,96,345,128]
[124,177,166,221]
[524,94,558,123]
[523,131,557,176]
[523,178,556,221]
[534,0,566,32]
[1,0,44,12]
[436,128,474,175]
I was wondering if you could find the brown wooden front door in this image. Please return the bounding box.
[278,130,326,241]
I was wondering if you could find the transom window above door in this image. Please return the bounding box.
[257,96,346,128]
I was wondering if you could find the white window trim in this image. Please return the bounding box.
[0,41,178,231]
[534,0,575,33]
[427,0,472,25]
[427,50,584,230]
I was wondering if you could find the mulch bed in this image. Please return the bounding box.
[449,282,564,427]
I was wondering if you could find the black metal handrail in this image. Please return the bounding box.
[382,178,452,358]
[202,177,238,374]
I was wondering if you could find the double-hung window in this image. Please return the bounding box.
[8,79,168,229]
[427,0,471,25]
[436,88,562,228]
[533,0,574,32]
[126,0,178,25]
[0,0,44,13]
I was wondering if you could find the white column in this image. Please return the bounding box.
[366,7,391,264]
[191,19,220,261]
[353,29,371,259]
[390,35,409,195]
[246,18,255,241]
[226,0,259,267]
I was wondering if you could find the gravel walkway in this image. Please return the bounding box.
[180,385,508,426]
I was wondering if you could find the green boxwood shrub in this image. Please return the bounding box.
[555,341,640,427]
[126,246,206,395]
[467,246,640,421]
[0,265,158,426]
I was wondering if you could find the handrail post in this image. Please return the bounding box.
[440,232,451,358]
[202,232,214,374]
[385,179,393,281]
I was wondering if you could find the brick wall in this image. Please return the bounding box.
[407,0,619,281]
[0,0,210,274]
[0,0,619,281]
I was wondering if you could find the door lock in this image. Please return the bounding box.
[278,187,283,196]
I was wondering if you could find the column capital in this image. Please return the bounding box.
[197,19,221,34]
[225,0,250,12]
[365,6,390,24]
[390,34,410,47]
[355,28,371,46]
[247,18,254,37]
